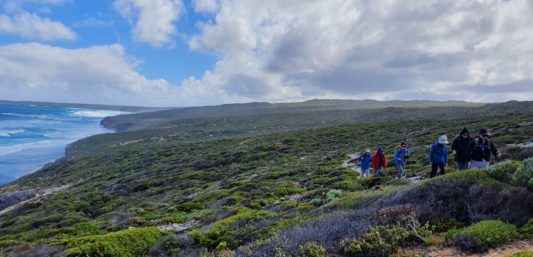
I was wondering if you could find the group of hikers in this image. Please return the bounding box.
[357,128,501,179]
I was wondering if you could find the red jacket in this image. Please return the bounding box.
[372,150,387,170]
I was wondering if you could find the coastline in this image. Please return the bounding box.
[0,113,119,213]
[0,113,118,186]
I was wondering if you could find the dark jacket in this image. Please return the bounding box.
[452,128,473,163]
[467,137,499,162]
[429,143,448,163]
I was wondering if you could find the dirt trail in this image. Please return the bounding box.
[341,152,361,171]
[0,184,72,216]
[407,240,532,257]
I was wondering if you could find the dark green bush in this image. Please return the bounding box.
[518,218,533,239]
[299,242,326,257]
[174,202,204,212]
[64,227,163,257]
[453,220,517,253]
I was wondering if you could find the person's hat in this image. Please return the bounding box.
[400,142,407,147]
[438,135,449,144]
[365,149,370,153]
[479,128,490,136]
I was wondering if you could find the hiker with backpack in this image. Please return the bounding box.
[467,128,501,170]
[429,135,449,178]
[371,146,387,176]
[394,142,410,179]
[359,149,373,177]
[451,128,473,171]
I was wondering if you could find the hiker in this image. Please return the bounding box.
[371,146,387,176]
[467,128,501,170]
[359,149,373,177]
[394,142,410,178]
[429,135,449,178]
[451,128,473,171]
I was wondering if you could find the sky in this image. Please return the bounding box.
[0,0,532,107]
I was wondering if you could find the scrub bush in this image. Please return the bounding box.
[64,227,163,257]
[190,209,277,249]
[486,159,533,189]
[518,218,533,239]
[452,220,517,253]
[298,242,326,257]
[505,252,533,257]
[325,189,342,202]
[341,214,432,257]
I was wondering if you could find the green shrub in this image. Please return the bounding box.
[454,220,517,252]
[486,159,532,188]
[518,218,533,239]
[276,187,306,196]
[359,177,391,189]
[299,242,326,257]
[424,170,499,186]
[331,186,405,208]
[486,161,521,183]
[325,189,343,202]
[519,158,533,190]
[64,227,163,257]
[336,180,362,191]
[160,213,188,224]
[309,198,323,206]
[505,252,533,257]
[341,214,432,257]
[0,239,20,248]
[175,202,204,212]
[73,223,100,237]
[190,209,277,249]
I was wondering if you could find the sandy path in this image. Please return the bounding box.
[0,184,72,216]
[407,240,532,257]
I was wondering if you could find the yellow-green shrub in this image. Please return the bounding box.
[64,227,163,257]
[505,252,533,257]
[299,242,326,257]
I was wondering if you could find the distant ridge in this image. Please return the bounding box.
[101,99,484,132]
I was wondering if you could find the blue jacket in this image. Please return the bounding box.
[394,148,409,165]
[429,143,448,163]
[359,153,372,170]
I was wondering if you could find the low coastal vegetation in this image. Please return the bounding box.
[0,101,531,256]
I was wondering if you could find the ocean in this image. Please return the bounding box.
[0,103,125,185]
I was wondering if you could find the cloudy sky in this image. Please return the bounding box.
[0,0,532,107]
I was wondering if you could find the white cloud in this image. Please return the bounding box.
[0,43,188,107]
[185,0,533,103]
[193,0,219,13]
[114,0,183,47]
[2,0,67,13]
[0,11,76,41]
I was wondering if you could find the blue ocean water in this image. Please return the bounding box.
[0,104,125,185]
